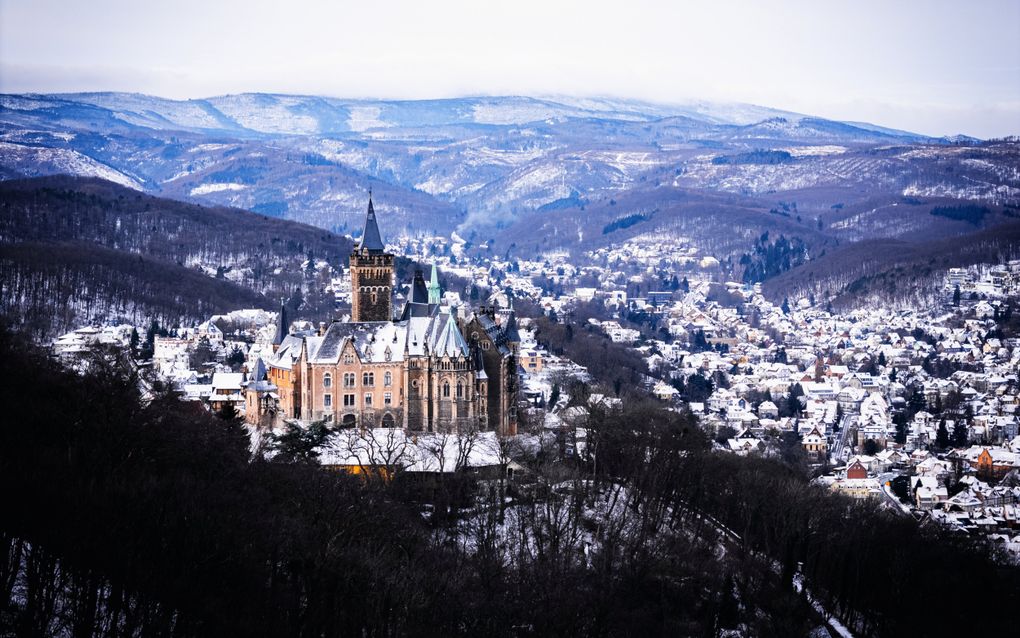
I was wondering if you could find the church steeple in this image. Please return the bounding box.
[427,264,442,305]
[359,190,385,254]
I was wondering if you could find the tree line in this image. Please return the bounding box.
[1,327,1017,636]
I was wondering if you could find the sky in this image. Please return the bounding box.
[1,0,1018,137]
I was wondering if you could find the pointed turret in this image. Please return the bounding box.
[504,307,521,345]
[272,299,288,347]
[427,264,442,305]
[359,192,385,254]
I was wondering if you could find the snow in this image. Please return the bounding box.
[208,94,320,135]
[0,142,142,190]
[782,145,848,157]
[347,106,392,132]
[61,93,228,130]
[189,182,247,196]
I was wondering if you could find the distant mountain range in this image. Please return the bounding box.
[1,92,1018,309]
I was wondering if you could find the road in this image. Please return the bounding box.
[830,414,855,462]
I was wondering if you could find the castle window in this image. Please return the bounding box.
[343,354,354,365]
[384,371,392,386]
[363,372,374,386]
[323,373,332,388]
[344,394,356,407]
[384,392,392,405]
[324,394,332,408]
[343,373,356,388]
[443,382,450,398]
[457,382,463,399]
[482,342,489,350]
[371,292,378,304]
[382,413,395,428]
[364,393,373,407]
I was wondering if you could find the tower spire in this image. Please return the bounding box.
[359,190,384,253]
[427,263,442,305]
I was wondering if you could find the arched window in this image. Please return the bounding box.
[456,382,463,399]
[443,381,450,398]
[363,372,374,386]
[382,413,395,428]
[323,373,332,388]
[384,371,392,386]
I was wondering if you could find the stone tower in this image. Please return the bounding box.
[350,193,394,322]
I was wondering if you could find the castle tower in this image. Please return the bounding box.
[350,193,394,322]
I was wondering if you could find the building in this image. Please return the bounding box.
[802,425,828,461]
[263,195,519,436]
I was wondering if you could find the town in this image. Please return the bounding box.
[52,206,1020,562]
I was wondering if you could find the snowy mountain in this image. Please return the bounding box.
[1,92,1016,254]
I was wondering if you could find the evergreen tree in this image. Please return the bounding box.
[226,346,246,369]
[951,420,969,448]
[548,383,560,411]
[953,284,961,307]
[781,297,791,314]
[270,420,331,464]
[936,418,950,450]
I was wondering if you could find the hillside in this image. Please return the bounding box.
[0,176,356,338]
[763,219,1020,308]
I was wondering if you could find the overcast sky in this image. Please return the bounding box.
[2,0,1018,137]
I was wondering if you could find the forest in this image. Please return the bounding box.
[0,176,356,337]
[2,328,1017,637]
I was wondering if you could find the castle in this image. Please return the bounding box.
[251,195,519,436]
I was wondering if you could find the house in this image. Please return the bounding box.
[914,476,948,510]
[801,425,828,461]
[845,458,868,479]
[757,400,779,419]
[653,382,679,402]
[209,372,245,413]
[831,477,882,500]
